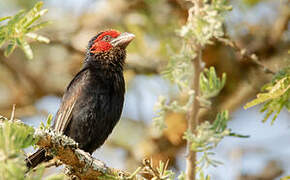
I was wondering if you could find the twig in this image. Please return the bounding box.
[44,160,62,169]
[142,158,160,178]
[30,160,62,173]
[217,36,276,75]
[139,158,172,179]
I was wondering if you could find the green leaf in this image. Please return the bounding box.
[244,67,290,123]
[243,0,262,6]
[0,16,11,22]
[26,21,51,33]
[211,110,249,138]
[23,8,48,29]
[0,1,49,59]
[7,10,25,25]
[244,76,290,109]
[178,172,186,180]
[16,38,33,59]
[26,33,50,43]
[4,42,16,57]
[228,132,250,138]
[211,110,229,133]
[200,66,226,99]
[0,36,6,47]
[0,120,36,150]
[40,114,53,130]
[23,2,47,29]
[281,176,290,180]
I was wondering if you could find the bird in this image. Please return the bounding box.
[26,30,135,169]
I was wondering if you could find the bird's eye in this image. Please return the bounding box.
[102,35,112,42]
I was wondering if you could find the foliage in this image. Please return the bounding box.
[154,66,226,131]
[153,92,195,131]
[183,111,238,168]
[242,0,263,6]
[199,67,226,107]
[0,1,50,59]
[39,114,53,130]
[138,159,175,180]
[154,160,175,180]
[244,66,290,124]
[200,67,226,99]
[179,0,232,46]
[0,115,64,180]
[281,176,290,180]
[153,0,248,179]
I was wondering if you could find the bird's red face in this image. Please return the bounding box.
[90,30,135,54]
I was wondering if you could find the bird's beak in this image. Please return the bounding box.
[111,32,135,49]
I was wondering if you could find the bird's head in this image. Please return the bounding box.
[86,30,135,67]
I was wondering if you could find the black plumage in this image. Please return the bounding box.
[26,30,134,169]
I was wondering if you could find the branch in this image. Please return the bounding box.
[34,129,172,179]
[217,36,277,75]
[186,48,203,180]
[0,115,162,179]
[34,129,131,179]
[185,1,204,179]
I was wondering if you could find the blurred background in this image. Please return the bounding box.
[0,0,289,179]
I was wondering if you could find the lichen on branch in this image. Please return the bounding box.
[34,129,130,179]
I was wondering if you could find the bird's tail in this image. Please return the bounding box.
[25,148,52,169]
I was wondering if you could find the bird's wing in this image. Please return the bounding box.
[53,68,88,133]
